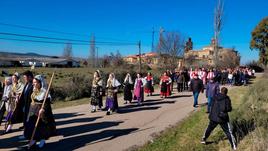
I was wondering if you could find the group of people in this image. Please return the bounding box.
[174,67,255,92]
[89,67,255,116]
[0,71,56,149]
[0,66,254,150]
[89,71,156,115]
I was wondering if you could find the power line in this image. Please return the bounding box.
[0,22,136,43]
[0,32,136,45]
[0,22,90,37]
[0,37,136,46]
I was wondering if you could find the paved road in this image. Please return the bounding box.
[0,89,207,151]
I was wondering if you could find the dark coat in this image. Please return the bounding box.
[209,93,232,123]
[11,82,33,124]
[190,78,204,93]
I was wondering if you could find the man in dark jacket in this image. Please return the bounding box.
[206,78,220,113]
[190,74,204,107]
[18,71,34,130]
[201,87,237,150]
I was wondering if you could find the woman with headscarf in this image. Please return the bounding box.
[4,72,24,133]
[144,72,154,96]
[133,73,145,105]
[105,73,121,115]
[25,75,56,149]
[123,73,133,104]
[160,71,172,98]
[90,70,104,112]
[0,77,12,127]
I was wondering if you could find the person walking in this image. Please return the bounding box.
[144,72,154,96]
[190,73,204,108]
[201,87,237,150]
[0,77,12,126]
[206,78,220,113]
[123,73,133,104]
[25,75,56,149]
[90,70,104,112]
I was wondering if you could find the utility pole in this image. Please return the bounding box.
[90,33,95,68]
[138,41,141,73]
[151,27,155,52]
[96,47,99,68]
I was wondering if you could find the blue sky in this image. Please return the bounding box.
[0,0,267,64]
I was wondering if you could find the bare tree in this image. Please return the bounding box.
[63,42,73,59]
[184,54,196,68]
[156,30,185,70]
[89,33,96,67]
[218,50,240,68]
[213,0,224,67]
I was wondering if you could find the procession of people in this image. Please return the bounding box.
[0,66,255,150]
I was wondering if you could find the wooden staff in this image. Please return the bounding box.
[28,72,55,148]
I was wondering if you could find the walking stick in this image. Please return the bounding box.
[28,72,55,148]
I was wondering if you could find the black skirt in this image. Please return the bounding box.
[24,102,56,141]
[123,83,133,101]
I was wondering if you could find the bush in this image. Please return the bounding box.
[246,61,264,72]
[230,72,268,148]
[51,74,92,101]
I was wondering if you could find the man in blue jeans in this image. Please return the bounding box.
[206,78,220,113]
[190,73,204,107]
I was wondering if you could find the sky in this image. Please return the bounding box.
[0,0,267,64]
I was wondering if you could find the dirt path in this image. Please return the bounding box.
[0,89,207,151]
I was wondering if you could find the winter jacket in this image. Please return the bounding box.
[206,82,220,98]
[190,78,204,93]
[209,93,232,123]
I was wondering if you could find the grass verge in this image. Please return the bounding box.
[137,76,261,151]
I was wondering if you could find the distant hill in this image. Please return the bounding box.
[0,51,51,58]
[0,51,86,61]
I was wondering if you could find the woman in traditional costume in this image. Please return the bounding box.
[123,73,133,104]
[105,73,121,115]
[0,77,12,127]
[160,72,172,98]
[133,73,145,105]
[90,70,104,112]
[5,72,24,133]
[144,72,154,96]
[25,75,56,148]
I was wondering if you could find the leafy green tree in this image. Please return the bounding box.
[250,17,268,66]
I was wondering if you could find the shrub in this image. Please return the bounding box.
[230,72,268,148]
[51,74,92,101]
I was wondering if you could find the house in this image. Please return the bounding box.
[44,58,80,67]
[123,52,183,68]
[20,58,43,67]
[0,57,21,67]
[184,38,240,66]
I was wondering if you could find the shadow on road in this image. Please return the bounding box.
[0,120,123,150]
[54,112,85,120]
[56,116,102,127]
[44,128,139,151]
[117,106,161,114]
[166,94,192,99]
[57,121,124,137]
